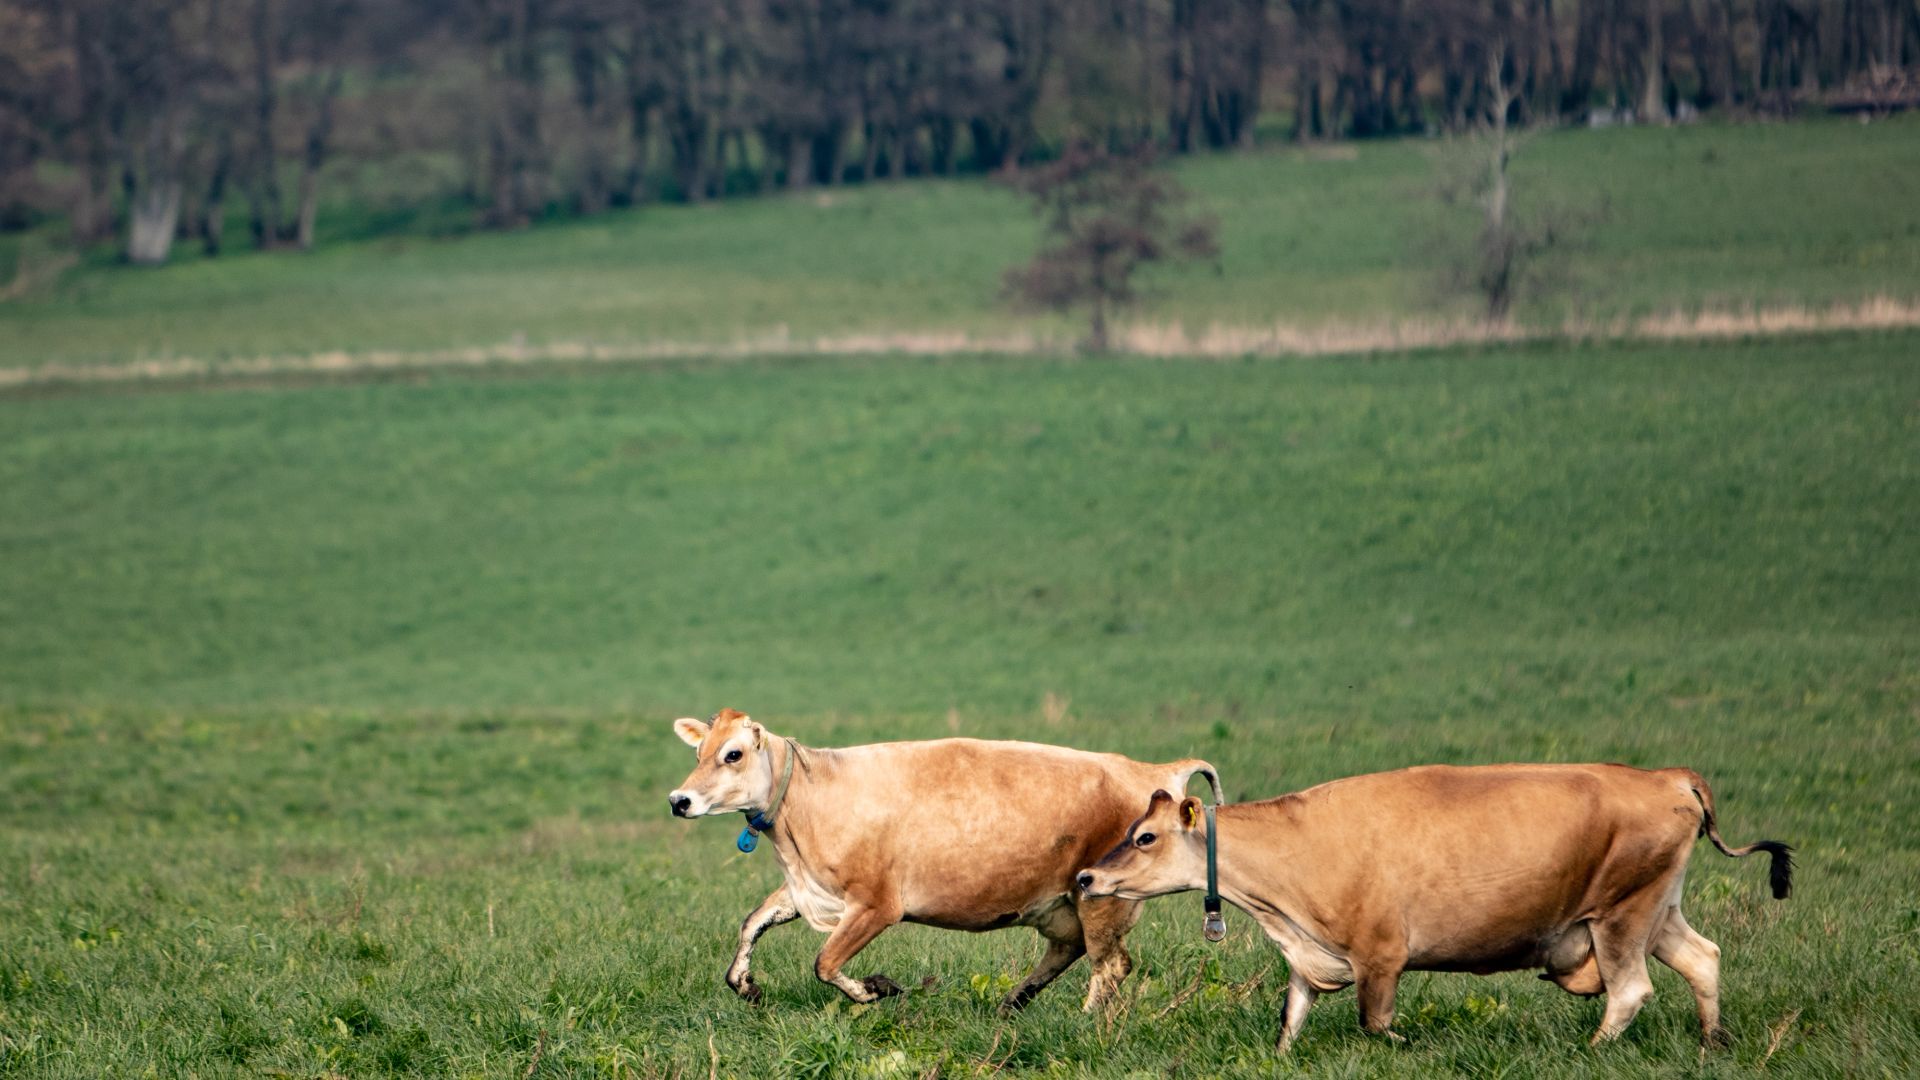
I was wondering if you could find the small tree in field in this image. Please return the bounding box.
[1427,39,1600,323]
[1478,41,1526,321]
[1002,142,1218,352]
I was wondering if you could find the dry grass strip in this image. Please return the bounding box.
[4,295,1916,390]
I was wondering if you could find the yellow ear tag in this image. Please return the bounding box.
[1185,802,1202,829]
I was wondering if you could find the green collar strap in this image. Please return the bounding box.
[736,738,797,854]
[1201,770,1226,942]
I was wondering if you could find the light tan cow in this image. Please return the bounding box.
[668,708,1218,1010]
[1077,763,1791,1050]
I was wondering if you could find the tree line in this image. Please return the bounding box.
[1,0,1915,265]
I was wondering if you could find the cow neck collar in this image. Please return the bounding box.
[1199,770,1226,943]
[735,737,798,853]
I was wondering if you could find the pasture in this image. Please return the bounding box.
[2,334,1916,1077]
[3,115,1920,372]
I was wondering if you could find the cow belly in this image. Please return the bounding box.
[903,880,1072,931]
[1401,907,1608,983]
[906,891,1075,934]
[894,828,1107,929]
[1408,919,1567,973]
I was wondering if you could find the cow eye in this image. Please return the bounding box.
[723,749,743,765]
[1135,832,1156,848]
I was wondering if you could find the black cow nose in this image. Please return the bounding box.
[1075,871,1095,891]
[670,795,692,817]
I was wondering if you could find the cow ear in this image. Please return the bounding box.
[1180,796,1204,831]
[672,717,709,749]
[747,721,764,749]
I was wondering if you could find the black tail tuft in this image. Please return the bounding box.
[1751,840,1794,899]
[1695,779,1794,901]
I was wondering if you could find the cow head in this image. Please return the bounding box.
[1075,790,1208,900]
[667,708,777,818]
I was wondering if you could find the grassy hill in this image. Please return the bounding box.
[3,115,1919,371]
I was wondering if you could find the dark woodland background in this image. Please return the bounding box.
[2,0,1917,265]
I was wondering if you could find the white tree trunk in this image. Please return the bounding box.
[1641,0,1668,123]
[294,172,319,251]
[126,179,183,266]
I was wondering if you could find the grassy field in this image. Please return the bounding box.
[2,334,1916,1077]
[2,115,1919,371]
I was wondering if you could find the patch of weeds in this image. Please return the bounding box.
[57,914,121,951]
[1409,992,1510,1033]
[967,972,1015,1006]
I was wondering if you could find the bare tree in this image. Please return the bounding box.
[477,0,549,226]
[1001,142,1218,352]
[0,3,66,231]
[1167,0,1267,150]
[1480,40,1521,319]
[1427,38,1598,322]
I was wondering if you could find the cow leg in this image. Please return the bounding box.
[1000,903,1085,1013]
[726,885,799,1004]
[1588,915,1659,1044]
[1078,895,1143,1012]
[813,901,906,1004]
[1275,969,1320,1053]
[1353,959,1407,1040]
[1651,907,1727,1046]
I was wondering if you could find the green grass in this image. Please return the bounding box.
[2,115,1918,370]
[2,335,1916,1076]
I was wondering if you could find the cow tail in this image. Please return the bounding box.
[1688,771,1793,899]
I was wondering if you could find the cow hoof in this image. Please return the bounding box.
[861,975,904,999]
[729,977,763,1005]
[1702,1026,1732,1050]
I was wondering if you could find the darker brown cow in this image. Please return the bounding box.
[1077,763,1790,1049]
[668,708,1218,1011]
